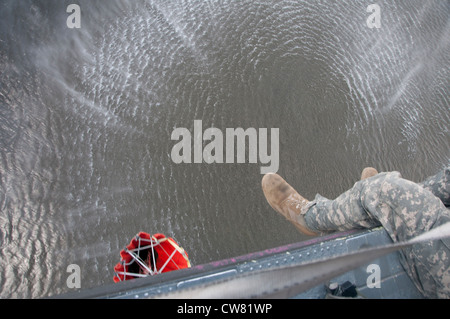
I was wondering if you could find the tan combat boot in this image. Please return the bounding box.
[262,173,318,236]
[360,167,378,180]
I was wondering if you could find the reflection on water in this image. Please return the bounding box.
[0,0,449,297]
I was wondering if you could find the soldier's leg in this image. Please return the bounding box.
[301,173,385,233]
[419,166,450,207]
[363,171,450,298]
[303,171,450,298]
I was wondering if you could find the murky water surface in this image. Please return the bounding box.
[0,0,448,297]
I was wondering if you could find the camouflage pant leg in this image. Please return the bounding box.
[419,166,450,207]
[302,173,385,233]
[303,170,450,298]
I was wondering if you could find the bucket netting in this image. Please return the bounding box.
[113,232,191,282]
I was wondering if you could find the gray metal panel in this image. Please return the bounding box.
[55,227,423,299]
[293,227,423,299]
